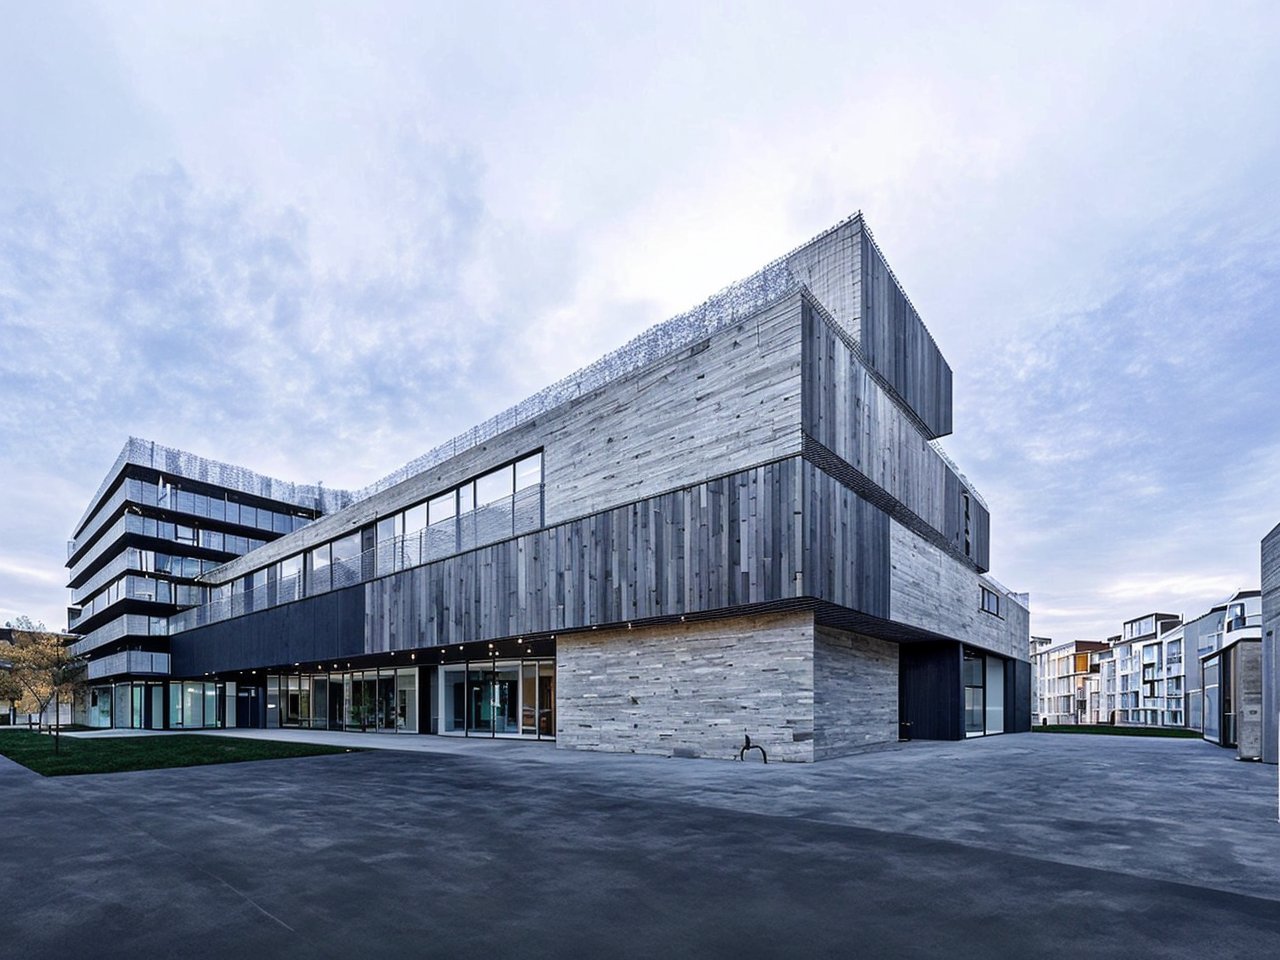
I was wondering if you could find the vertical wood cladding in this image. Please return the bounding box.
[858,230,953,439]
[1260,523,1280,763]
[802,303,988,571]
[802,462,890,618]
[365,459,823,652]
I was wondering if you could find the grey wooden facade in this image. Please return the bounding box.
[106,212,1030,746]
[1262,522,1280,764]
[785,217,953,439]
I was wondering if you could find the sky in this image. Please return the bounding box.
[2,0,1279,641]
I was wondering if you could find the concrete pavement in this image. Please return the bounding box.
[2,731,1278,957]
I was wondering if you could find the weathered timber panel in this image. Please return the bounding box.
[888,518,1028,662]
[1262,523,1280,764]
[556,611,816,761]
[802,303,989,570]
[785,217,863,342]
[364,459,809,652]
[858,229,953,438]
[801,461,891,618]
[213,294,807,581]
[813,625,898,758]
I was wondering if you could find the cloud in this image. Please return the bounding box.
[3,1,1280,638]
[946,210,1280,640]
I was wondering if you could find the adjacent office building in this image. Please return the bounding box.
[66,214,1031,760]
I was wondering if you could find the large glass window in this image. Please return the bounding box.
[985,657,1005,734]
[331,532,362,588]
[396,671,417,732]
[963,649,985,735]
[309,543,332,594]
[1203,657,1221,743]
[376,514,403,576]
[279,554,302,602]
[476,465,514,506]
[515,452,543,491]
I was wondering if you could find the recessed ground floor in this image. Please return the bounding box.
[84,609,1028,760]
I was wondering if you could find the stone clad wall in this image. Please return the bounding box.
[555,611,816,762]
[813,626,899,759]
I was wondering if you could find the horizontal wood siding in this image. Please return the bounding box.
[212,294,807,581]
[364,459,808,652]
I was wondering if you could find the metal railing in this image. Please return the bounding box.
[87,650,171,679]
[169,486,543,635]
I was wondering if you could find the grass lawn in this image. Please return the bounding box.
[0,731,357,776]
[1032,724,1201,738]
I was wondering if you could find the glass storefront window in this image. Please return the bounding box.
[396,671,417,732]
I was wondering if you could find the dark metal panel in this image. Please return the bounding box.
[170,584,365,675]
[1006,657,1032,733]
[898,641,962,740]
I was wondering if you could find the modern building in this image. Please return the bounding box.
[66,213,1031,760]
[1030,638,1106,725]
[1113,613,1184,727]
[1183,604,1226,732]
[1263,524,1280,764]
[1200,590,1263,759]
[65,439,349,728]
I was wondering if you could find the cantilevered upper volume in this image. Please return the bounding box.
[67,212,1028,758]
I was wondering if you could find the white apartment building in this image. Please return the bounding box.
[1031,638,1107,725]
[1113,613,1183,727]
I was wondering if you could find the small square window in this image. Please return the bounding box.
[981,586,1001,617]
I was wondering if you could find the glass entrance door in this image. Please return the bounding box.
[442,659,553,739]
[465,667,519,734]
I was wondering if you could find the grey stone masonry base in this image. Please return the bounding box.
[814,626,899,759]
[556,611,905,762]
[556,612,817,761]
